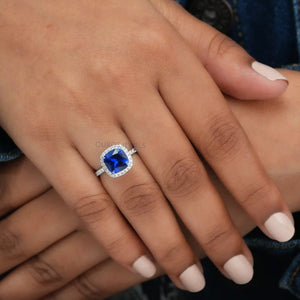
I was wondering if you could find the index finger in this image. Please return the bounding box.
[151,0,288,100]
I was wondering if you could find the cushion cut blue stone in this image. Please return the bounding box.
[104,148,129,174]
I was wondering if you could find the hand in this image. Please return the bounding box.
[150,0,289,100]
[0,0,293,292]
[0,69,299,300]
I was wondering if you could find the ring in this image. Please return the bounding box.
[95,144,137,178]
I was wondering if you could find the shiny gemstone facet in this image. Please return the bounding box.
[104,148,129,174]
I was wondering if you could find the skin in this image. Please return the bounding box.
[0,0,293,289]
[0,69,299,300]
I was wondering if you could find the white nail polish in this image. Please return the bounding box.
[132,255,156,278]
[264,212,295,242]
[252,61,288,81]
[179,264,206,293]
[223,255,253,285]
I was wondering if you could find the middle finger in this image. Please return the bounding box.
[119,88,254,284]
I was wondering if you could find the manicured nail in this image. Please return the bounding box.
[252,61,288,82]
[132,255,156,278]
[223,255,253,285]
[179,264,206,293]
[264,212,295,242]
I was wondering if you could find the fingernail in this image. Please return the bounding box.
[252,61,288,82]
[264,212,295,242]
[179,264,206,293]
[223,255,253,285]
[132,255,156,278]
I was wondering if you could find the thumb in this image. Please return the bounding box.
[150,0,288,100]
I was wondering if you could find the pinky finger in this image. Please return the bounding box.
[43,259,155,300]
[39,147,157,280]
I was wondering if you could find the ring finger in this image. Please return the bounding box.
[74,124,205,292]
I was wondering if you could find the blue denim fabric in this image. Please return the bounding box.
[176,0,188,6]
[226,0,299,68]
[0,128,22,162]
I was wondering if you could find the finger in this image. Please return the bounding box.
[0,230,107,300]
[156,33,295,243]
[119,88,254,285]
[25,140,156,281]
[0,156,50,216]
[44,259,147,300]
[74,127,205,292]
[150,0,288,100]
[0,189,78,274]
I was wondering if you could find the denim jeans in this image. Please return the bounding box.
[1,0,300,299]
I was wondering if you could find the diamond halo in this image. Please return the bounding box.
[95,144,137,178]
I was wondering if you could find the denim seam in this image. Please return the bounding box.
[232,0,244,46]
[245,238,300,250]
[289,263,300,288]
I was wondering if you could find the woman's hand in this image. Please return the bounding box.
[0,69,299,300]
[0,0,293,292]
[149,0,289,100]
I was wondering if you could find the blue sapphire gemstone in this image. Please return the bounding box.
[104,148,129,174]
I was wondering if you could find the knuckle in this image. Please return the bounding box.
[242,181,280,208]
[74,193,114,225]
[163,157,202,197]
[133,24,176,66]
[156,242,189,272]
[119,182,162,217]
[207,32,239,60]
[26,255,62,285]
[203,114,243,161]
[202,223,234,252]
[104,234,130,260]
[73,273,104,300]
[0,226,23,259]
[137,26,171,55]
[96,59,129,91]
